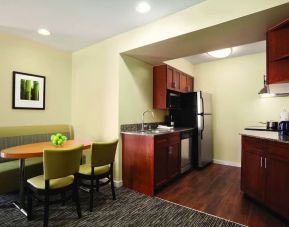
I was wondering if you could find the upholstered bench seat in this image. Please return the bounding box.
[0,157,43,194]
[0,124,73,194]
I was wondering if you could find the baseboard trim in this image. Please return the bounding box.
[213,159,241,167]
[114,180,123,188]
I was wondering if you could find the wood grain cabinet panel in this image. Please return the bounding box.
[267,18,289,84]
[167,143,180,180]
[122,133,180,196]
[173,70,180,91]
[242,150,265,202]
[154,136,169,188]
[180,73,187,92]
[265,157,289,219]
[241,135,289,220]
[187,76,194,92]
[153,64,194,109]
[167,67,174,90]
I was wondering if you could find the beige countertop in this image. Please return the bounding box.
[240,130,289,144]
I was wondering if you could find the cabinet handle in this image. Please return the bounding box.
[265,158,267,169]
[260,157,263,168]
[168,146,172,154]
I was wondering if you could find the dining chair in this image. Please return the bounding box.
[26,145,83,227]
[78,139,118,211]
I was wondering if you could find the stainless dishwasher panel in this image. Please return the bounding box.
[181,133,192,174]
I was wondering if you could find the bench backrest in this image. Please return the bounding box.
[0,124,74,163]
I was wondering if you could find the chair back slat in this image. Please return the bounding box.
[44,145,83,180]
[91,140,118,167]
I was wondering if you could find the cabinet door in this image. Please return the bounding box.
[266,145,289,219]
[154,137,168,188]
[167,143,180,180]
[187,76,194,92]
[180,73,187,92]
[242,151,265,202]
[173,70,180,91]
[267,19,289,84]
[167,67,174,90]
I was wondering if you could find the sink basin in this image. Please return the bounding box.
[138,129,173,134]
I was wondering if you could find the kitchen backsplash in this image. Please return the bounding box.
[120,122,164,132]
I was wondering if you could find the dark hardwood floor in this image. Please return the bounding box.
[156,164,289,227]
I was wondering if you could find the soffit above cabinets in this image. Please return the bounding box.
[123,3,289,66]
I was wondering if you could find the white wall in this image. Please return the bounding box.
[194,52,289,164]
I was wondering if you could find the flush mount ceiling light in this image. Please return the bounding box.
[136,2,151,13]
[37,28,51,36]
[208,48,232,58]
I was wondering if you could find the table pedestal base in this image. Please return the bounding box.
[12,201,27,216]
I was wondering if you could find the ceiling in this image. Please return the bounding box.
[124,3,289,65]
[0,0,205,51]
[185,41,266,64]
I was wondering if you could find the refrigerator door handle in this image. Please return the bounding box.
[201,115,204,139]
[201,95,204,114]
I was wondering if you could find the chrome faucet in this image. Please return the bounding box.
[141,109,154,131]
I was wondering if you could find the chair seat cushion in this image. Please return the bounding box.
[27,175,74,190]
[79,164,110,176]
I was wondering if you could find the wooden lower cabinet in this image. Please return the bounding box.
[122,132,180,196]
[266,142,289,219]
[241,135,289,220]
[154,136,169,188]
[167,142,180,180]
[242,150,265,202]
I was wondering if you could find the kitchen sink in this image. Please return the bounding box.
[138,129,173,134]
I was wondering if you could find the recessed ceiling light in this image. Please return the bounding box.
[136,2,151,13]
[37,28,51,36]
[208,48,232,58]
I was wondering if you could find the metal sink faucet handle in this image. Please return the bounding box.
[141,109,154,132]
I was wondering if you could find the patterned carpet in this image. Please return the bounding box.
[0,186,245,227]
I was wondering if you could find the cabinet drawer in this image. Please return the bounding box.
[268,141,289,161]
[242,136,266,153]
[169,132,180,145]
[155,135,168,146]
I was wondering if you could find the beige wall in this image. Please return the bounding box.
[119,55,166,125]
[194,53,289,164]
[0,33,72,126]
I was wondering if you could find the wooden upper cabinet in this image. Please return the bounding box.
[267,18,289,84]
[180,73,187,91]
[187,76,194,92]
[173,70,180,91]
[153,64,194,109]
[167,67,174,90]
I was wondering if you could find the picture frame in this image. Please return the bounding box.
[12,71,46,110]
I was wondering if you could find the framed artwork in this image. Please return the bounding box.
[12,71,46,110]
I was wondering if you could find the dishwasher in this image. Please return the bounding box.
[180,130,193,174]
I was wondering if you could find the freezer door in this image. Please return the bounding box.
[197,91,212,114]
[197,114,213,167]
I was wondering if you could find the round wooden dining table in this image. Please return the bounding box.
[0,140,91,216]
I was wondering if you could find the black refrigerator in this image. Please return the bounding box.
[179,91,213,168]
